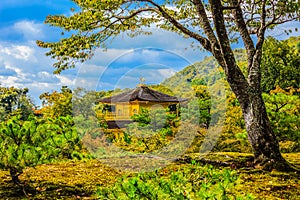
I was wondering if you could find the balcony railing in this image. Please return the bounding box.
[103,112,131,121]
[102,110,180,121]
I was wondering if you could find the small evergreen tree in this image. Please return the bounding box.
[0,115,81,186]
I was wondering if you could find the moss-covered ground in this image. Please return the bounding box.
[0,153,299,199]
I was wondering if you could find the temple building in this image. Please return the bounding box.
[100,85,187,128]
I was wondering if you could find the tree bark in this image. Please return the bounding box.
[239,91,289,170]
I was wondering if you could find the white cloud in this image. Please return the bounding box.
[158,68,176,78]
[56,75,75,86]
[13,20,44,40]
[0,45,35,61]
[0,40,75,105]
[90,48,134,65]
[111,63,178,89]
[0,62,17,76]
[107,28,207,63]
[36,71,60,83]
[140,49,161,61]
[0,76,19,86]
[76,63,106,78]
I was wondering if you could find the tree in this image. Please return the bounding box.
[73,87,107,119]
[192,81,212,129]
[263,86,300,143]
[0,86,33,121]
[261,36,300,93]
[37,0,300,171]
[39,86,73,118]
[0,115,81,188]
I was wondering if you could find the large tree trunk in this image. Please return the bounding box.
[223,50,298,171]
[209,1,295,170]
[238,91,294,171]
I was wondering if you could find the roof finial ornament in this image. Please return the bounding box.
[138,77,145,87]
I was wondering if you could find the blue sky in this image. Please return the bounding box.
[0,1,299,105]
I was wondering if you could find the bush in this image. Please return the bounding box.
[97,164,252,199]
[131,108,151,126]
[131,108,180,130]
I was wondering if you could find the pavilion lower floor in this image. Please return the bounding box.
[106,120,133,129]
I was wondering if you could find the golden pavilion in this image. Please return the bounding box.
[100,85,187,128]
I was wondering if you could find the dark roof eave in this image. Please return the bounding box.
[101,99,188,103]
[99,86,189,103]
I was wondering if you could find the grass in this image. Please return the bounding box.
[0,153,299,199]
[0,159,122,199]
[209,152,300,200]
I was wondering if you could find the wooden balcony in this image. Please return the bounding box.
[103,112,131,121]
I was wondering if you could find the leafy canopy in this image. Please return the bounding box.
[0,86,33,121]
[37,0,300,74]
[261,36,300,92]
[39,86,73,118]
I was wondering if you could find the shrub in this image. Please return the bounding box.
[96,164,252,199]
[131,108,151,126]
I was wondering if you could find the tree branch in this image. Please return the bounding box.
[209,0,250,109]
[113,7,156,20]
[135,0,212,51]
[191,0,218,51]
[222,5,239,10]
[230,0,256,74]
[256,0,266,51]
[248,0,266,90]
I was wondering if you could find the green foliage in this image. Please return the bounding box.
[2,153,300,199]
[0,159,121,199]
[97,164,249,199]
[261,37,300,92]
[131,108,151,126]
[39,86,73,118]
[182,84,212,128]
[263,87,300,144]
[149,108,167,131]
[235,130,249,146]
[150,108,179,131]
[37,0,300,167]
[0,115,82,183]
[73,115,99,134]
[72,87,107,119]
[72,88,109,130]
[95,107,181,153]
[107,127,175,153]
[223,92,245,136]
[131,107,179,130]
[162,57,222,98]
[0,86,33,121]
